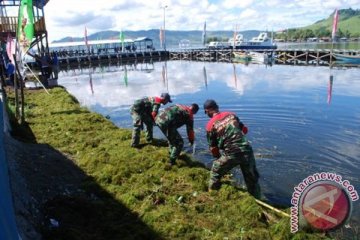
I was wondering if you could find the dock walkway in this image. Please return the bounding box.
[26,48,360,68]
[169,48,360,66]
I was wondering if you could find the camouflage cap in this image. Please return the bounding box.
[191,103,199,114]
[161,93,172,103]
[203,99,218,111]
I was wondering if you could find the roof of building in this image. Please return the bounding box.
[0,0,50,8]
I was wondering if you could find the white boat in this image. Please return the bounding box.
[249,51,274,63]
[228,32,277,50]
[179,39,191,49]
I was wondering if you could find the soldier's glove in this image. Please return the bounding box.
[242,125,248,135]
[151,111,157,120]
[188,130,195,146]
[210,147,221,158]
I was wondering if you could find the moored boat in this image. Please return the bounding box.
[232,51,252,62]
[228,32,277,50]
[333,53,360,64]
[248,51,274,64]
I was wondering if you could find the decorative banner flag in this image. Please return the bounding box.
[119,30,125,52]
[233,24,238,49]
[84,26,89,49]
[332,9,339,41]
[159,27,164,49]
[202,21,206,46]
[6,34,15,63]
[17,0,34,55]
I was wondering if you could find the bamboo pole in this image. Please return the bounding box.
[255,199,290,218]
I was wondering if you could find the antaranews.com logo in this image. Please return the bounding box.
[290,172,359,233]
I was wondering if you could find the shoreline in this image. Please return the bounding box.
[5,86,324,239]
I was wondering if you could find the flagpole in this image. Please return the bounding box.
[330,9,339,66]
[161,5,168,50]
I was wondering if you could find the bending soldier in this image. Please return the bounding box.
[155,103,199,166]
[203,99,261,199]
[130,93,172,147]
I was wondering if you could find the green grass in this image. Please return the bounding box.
[305,10,360,37]
[6,87,327,239]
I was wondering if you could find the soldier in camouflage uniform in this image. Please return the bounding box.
[203,99,261,199]
[155,103,199,165]
[130,93,172,147]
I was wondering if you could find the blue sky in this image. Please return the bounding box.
[44,0,360,42]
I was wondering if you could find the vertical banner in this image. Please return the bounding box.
[119,30,125,52]
[159,27,164,49]
[84,26,89,51]
[17,0,34,55]
[233,24,238,49]
[331,9,339,41]
[202,21,206,46]
[6,34,15,63]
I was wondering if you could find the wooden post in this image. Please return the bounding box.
[13,54,27,124]
[316,51,320,65]
[12,55,20,120]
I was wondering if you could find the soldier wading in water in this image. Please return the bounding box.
[203,99,261,199]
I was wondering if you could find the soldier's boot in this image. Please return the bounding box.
[145,128,153,143]
[247,183,262,200]
[164,157,176,170]
[131,128,140,148]
[208,180,221,192]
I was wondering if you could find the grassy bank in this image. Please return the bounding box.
[6,87,326,239]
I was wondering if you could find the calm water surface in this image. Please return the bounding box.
[57,60,360,222]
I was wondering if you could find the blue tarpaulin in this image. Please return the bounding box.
[0,93,20,240]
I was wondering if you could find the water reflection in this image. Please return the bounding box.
[57,60,360,220]
[123,65,128,87]
[203,65,208,89]
[327,74,333,105]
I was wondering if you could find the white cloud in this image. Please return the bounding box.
[40,0,360,42]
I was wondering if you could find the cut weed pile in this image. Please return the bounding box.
[6,87,327,239]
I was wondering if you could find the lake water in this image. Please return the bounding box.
[57,59,360,224]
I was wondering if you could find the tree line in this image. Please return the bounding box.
[274,28,356,41]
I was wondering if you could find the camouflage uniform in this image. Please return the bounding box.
[130,97,162,146]
[206,112,261,198]
[155,104,195,165]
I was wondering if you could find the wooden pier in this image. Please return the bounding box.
[26,48,360,69]
[27,50,169,69]
[168,48,360,66]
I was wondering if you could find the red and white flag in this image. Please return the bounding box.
[159,27,164,48]
[331,9,339,40]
